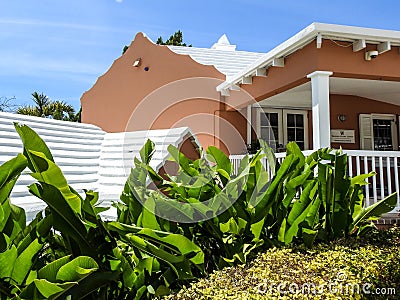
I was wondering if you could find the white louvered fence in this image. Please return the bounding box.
[0,112,197,221]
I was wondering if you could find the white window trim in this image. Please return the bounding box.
[256,108,283,146]
[283,109,309,150]
[359,113,398,151]
[257,108,309,150]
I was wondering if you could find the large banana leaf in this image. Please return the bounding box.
[0,214,51,286]
[20,255,101,299]
[107,222,204,266]
[27,150,82,215]
[14,123,82,215]
[351,192,397,229]
[206,146,232,176]
[14,123,54,167]
[28,182,91,256]
[167,144,199,177]
[0,154,28,232]
[0,154,27,195]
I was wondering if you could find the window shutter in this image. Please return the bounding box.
[359,114,373,150]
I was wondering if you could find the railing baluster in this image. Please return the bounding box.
[379,156,384,200]
[229,149,400,213]
[395,157,400,210]
[372,156,377,205]
[356,156,361,175]
[386,157,392,195]
[348,154,353,177]
[363,156,370,203]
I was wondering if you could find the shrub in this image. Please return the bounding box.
[168,227,400,300]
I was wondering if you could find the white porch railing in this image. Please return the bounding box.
[230,150,400,217]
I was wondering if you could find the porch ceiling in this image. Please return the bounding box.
[257,77,400,108]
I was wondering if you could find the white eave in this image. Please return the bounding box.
[217,22,400,93]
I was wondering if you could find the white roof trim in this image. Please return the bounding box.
[217,22,400,92]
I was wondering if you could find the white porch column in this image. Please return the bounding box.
[247,105,252,145]
[307,71,333,149]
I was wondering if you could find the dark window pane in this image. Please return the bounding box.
[372,119,393,151]
[260,113,268,126]
[297,142,304,150]
[296,114,304,126]
[287,128,295,141]
[269,113,278,126]
[287,114,295,127]
[296,128,304,141]
[272,127,279,140]
[261,127,269,139]
[268,130,273,140]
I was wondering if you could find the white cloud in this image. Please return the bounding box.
[0,52,104,77]
[116,0,123,3]
[0,18,129,33]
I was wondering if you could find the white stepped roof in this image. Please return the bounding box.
[168,34,264,78]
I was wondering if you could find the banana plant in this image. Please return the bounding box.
[0,124,205,299]
[123,140,275,269]
[125,137,397,259]
[270,144,397,247]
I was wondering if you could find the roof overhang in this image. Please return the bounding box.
[217,22,400,94]
[257,77,400,108]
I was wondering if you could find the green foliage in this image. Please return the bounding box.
[0,124,396,299]
[168,226,400,300]
[0,124,203,299]
[123,137,396,279]
[269,143,397,247]
[156,30,192,46]
[123,30,192,54]
[121,141,261,270]
[16,92,80,122]
[122,45,129,54]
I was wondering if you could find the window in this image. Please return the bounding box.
[257,108,308,151]
[259,109,281,149]
[359,114,398,151]
[284,110,306,150]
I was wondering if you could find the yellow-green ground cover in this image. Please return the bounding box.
[168,227,400,300]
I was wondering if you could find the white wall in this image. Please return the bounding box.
[0,112,197,221]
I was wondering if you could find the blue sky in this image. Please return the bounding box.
[1,0,399,110]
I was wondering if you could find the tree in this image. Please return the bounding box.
[32,92,50,116]
[48,100,76,121]
[156,30,192,46]
[122,30,192,54]
[0,96,17,112]
[16,92,80,122]
[122,45,129,54]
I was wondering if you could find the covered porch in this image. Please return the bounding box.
[231,74,400,219]
[245,74,400,152]
[233,75,400,220]
[217,23,400,219]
